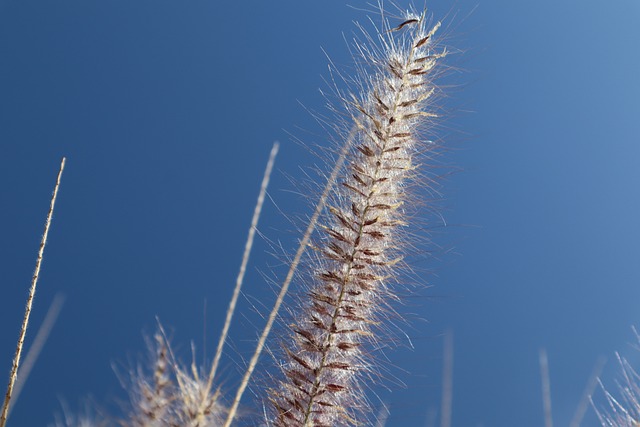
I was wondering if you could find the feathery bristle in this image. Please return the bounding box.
[269,10,445,426]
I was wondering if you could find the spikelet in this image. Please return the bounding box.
[126,332,174,427]
[170,364,227,427]
[269,9,446,427]
[123,330,228,427]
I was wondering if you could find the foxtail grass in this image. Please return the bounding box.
[267,10,446,426]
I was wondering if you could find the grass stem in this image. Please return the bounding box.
[0,157,66,427]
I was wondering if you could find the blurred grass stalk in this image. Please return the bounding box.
[8,294,65,419]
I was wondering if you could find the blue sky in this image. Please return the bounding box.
[2,1,640,426]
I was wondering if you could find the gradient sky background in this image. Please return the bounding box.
[2,1,640,426]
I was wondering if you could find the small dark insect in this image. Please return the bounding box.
[391,18,419,32]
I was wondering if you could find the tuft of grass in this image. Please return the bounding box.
[121,326,228,427]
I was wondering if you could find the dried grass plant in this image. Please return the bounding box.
[1,4,454,427]
[6,3,640,427]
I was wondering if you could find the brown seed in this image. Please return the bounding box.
[415,35,430,48]
[324,384,346,393]
[374,93,389,111]
[356,144,375,157]
[408,68,428,76]
[399,99,418,107]
[352,173,367,186]
[392,18,419,32]
[388,64,403,79]
[342,182,367,198]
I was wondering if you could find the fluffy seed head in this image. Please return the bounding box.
[123,331,228,427]
[269,8,446,427]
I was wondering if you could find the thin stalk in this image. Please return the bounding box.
[206,142,279,390]
[0,157,66,427]
[223,128,357,427]
[570,356,605,427]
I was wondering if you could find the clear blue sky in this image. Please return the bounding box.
[2,1,640,426]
